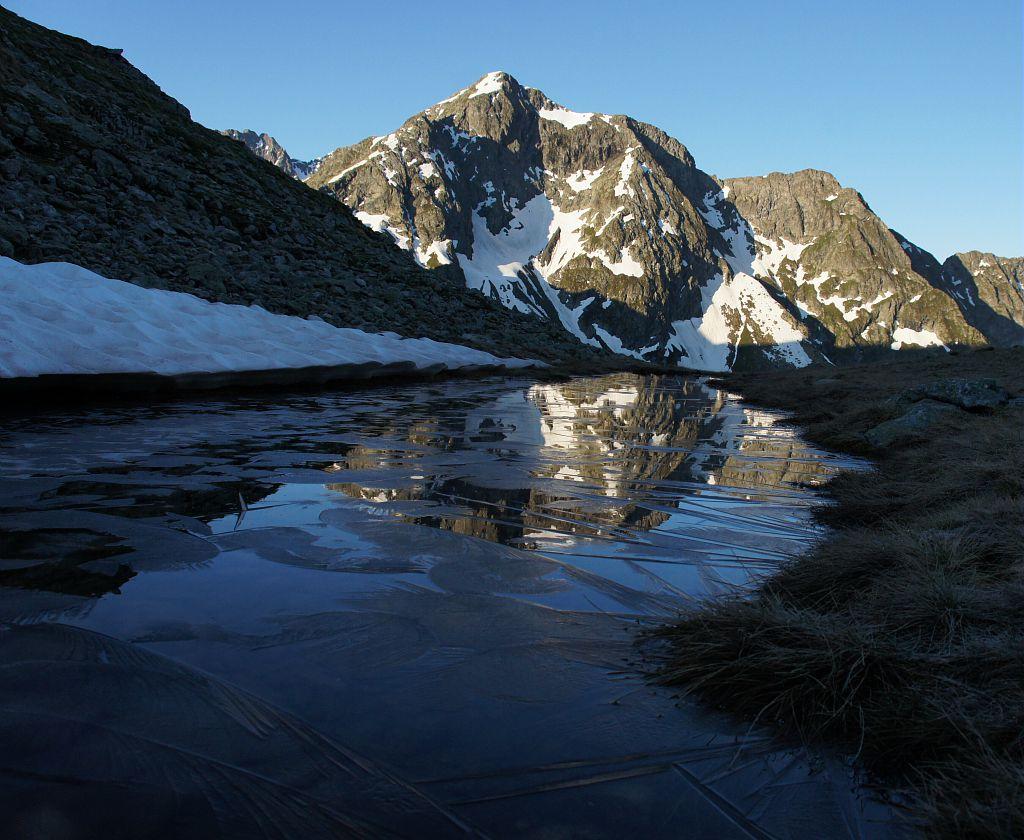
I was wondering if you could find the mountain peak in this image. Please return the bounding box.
[220,128,320,179]
[427,70,524,111]
[473,70,518,90]
[306,74,1015,368]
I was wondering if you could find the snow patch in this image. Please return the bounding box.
[666,272,810,372]
[614,148,636,198]
[538,107,594,129]
[564,167,604,192]
[0,259,540,379]
[413,238,454,268]
[470,72,505,98]
[751,236,813,277]
[354,211,410,250]
[891,326,948,351]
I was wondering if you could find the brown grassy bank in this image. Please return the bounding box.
[655,347,1024,838]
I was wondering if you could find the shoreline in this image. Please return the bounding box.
[652,346,1024,837]
[0,356,683,413]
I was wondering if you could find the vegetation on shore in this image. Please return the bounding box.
[655,347,1024,838]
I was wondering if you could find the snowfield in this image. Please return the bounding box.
[0,259,542,380]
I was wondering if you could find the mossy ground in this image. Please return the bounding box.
[652,347,1024,838]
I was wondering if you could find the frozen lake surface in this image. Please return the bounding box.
[0,374,898,838]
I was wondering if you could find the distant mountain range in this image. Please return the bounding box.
[229,71,1024,369]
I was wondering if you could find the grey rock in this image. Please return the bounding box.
[0,157,23,179]
[910,378,1009,411]
[865,399,965,448]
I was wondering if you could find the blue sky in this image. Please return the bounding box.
[10,0,1023,258]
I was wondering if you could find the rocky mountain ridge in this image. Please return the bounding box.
[932,251,1024,346]
[3,1,1018,374]
[220,129,320,179]
[252,71,1021,369]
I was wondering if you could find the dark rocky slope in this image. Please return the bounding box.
[0,9,612,366]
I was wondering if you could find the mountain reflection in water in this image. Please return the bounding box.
[326,374,834,602]
[0,374,893,839]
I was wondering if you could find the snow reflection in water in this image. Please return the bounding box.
[0,374,894,839]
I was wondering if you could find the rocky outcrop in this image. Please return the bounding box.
[865,400,965,447]
[0,11,612,367]
[910,377,1009,411]
[723,171,984,353]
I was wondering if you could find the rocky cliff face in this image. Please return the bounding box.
[934,252,1024,346]
[220,129,319,179]
[723,170,984,353]
[0,12,611,366]
[299,72,1021,368]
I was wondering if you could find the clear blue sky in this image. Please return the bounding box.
[9,0,1023,258]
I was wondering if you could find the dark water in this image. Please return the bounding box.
[0,374,896,838]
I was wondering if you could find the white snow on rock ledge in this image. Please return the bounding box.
[0,259,543,380]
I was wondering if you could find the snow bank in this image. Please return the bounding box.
[890,326,948,351]
[0,259,542,380]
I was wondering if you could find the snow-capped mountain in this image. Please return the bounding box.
[304,72,817,370]
[220,129,320,179]
[285,71,1020,370]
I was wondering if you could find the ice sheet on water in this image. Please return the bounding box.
[0,373,890,838]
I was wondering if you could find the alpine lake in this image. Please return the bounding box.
[0,373,902,838]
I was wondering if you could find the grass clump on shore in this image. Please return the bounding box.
[655,347,1024,838]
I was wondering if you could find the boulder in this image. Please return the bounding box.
[865,399,965,448]
[909,378,1009,411]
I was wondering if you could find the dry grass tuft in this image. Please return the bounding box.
[655,348,1024,835]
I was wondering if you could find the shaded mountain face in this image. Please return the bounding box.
[302,72,1020,368]
[220,129,319,179]
[935,252,1024,346]
[0,12,613,366]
